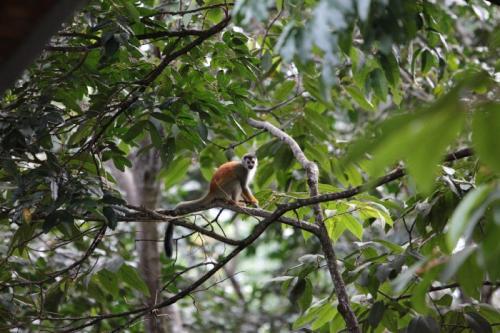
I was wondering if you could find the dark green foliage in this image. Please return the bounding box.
[1,0,499,332]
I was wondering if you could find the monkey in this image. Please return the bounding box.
[164,153,258,258]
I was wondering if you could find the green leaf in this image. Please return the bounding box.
[289,278,306,305]
[340,215,363,240]
[119,264,150,297]
[162,157,191,188]
[457,252,483,299]
[298,278,313,312]
[292,299,328,329]
[369,69,388,102]
[122,120,148,142]
[379,52,400,87]
[68,120,95,146]
[310,303,338,330]
[472,102,500,173]
[407,316,440,333]
[356,201,393,226]
[435,294,452,307]
[102,34,120,60]
[207,8,224,23]
[441,247,474,281]
[43,284,65,313]
[345,85,375,111]
[372,239,404,254]
[97,269,119,298]
[465,312,492,333]
[346,87,465,193]
[123,1,140,22]
[102,193,126,205]
[151,112,174,123]
[367,301,385,328]
[446,185,493,250]
[421,49,436,74]
[112,154,132,171]
[274,80,296,100]
[148,121,163,148]
[329,312,345,332]
[160,137,176,168]
[478,305,500,325]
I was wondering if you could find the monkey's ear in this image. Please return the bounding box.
[243,152,257,159]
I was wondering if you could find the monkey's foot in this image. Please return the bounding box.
[224,199,240,206]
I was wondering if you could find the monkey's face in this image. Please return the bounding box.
[243,154,257,170]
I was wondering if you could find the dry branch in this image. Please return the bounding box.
[20,147,474,332]
[248,118,361,332]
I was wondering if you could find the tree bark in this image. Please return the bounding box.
[110,143,184,333]
[248,118,360,332]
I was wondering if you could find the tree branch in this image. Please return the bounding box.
[47,9,232,52]
[53,146,474,331]
[63,209,286,333]
[78,15,231,156]
[120,202,320,244]
[396,281,499,300]
[142,3,234,18]
[0,226,106,290]
[247,118,361,332]
[156,202,319,234]
[122,204,243,246]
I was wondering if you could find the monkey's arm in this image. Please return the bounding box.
[241,182,258,205]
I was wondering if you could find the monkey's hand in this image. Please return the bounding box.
[245,198,259,207]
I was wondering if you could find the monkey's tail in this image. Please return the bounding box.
[166,195,213,258]
[164,222,175,258]
[174,194,212,211]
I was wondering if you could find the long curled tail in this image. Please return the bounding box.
[164,222,175,258]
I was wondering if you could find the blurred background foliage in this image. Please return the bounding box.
[0,0,499,332]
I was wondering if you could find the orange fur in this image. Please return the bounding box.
[209,161,240,193]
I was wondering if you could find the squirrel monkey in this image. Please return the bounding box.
[164,153,259,257]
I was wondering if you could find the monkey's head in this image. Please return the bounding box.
[242,153,257,170]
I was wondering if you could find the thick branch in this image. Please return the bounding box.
[120,202,319,243]
[136,28,213,40]
[122,204,242,246]
[156,202,319,234]
[248,118,360,332]
[55,147,474,331]
[283,147,473,212]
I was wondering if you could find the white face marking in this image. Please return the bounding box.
[247,162,257,184]
[243,155,256,170]
[243,155,257,185]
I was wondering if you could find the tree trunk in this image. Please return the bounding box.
[110,144,184,333]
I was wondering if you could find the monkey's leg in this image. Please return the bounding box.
[230,188,245,207]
